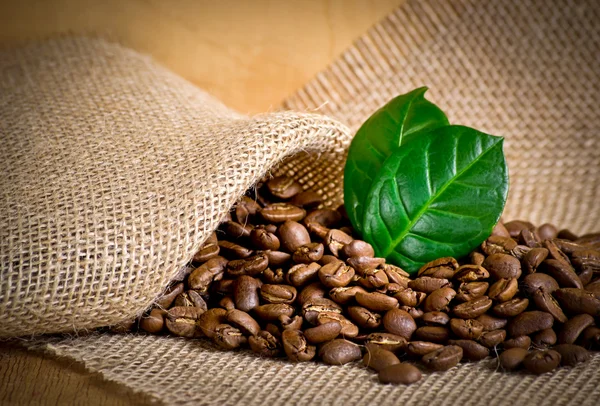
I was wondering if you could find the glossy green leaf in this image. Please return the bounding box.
[343,87,449,231]
[361,125,509,274]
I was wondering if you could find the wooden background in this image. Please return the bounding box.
[0,0,403,404]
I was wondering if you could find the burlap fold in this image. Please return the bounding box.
[3,0,600,404]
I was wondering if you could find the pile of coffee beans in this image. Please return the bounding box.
[121,175,600,385]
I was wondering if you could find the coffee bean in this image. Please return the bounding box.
[304,209,342,239]
[342,240,375,258]
[476,313,508,331]
[481,236,518,255]
[196,308,228,338]
[455,281,489,302]
[193,233,221,263]
[493,297,529,317]
[503,335,531,350]
[227,252,269,276]
[504,220,535,238]
[537,223,558,240]
[213,324,247,350]
[543,239,572,267]
[226,309,261,336]
[450,318,484,340]
[421,311,450,326]
[414,326,450,343]
[488,278,518,302]
[304,321,342,344]
[282,329,316,362]
[140,308,166,334]
[262,267,285,284]
[293,242,324,263]
[174,290,208,311]
[249,330,281,357]
[523,349,561,374]
[553,344,591,366]
[483,254,522,280]
[580,326,600,349]
[278,220,311,252]
[289,190,323,208]
[423,287,456,312]
[221,221,253,240]
[262,203,306,223]
[318,261,356,288]
[380,263,411,286]
[499,347,529,370]
[357,268,388,289]
[260,284,297,304]
[347,306,382,329]
[406,341,444,357]
[382,309,417,339]
[188,257,228,292]
[328,285,367,305]
[356,291,399,312]
[347,256,386,276]
[319,339,362,365]
[519,228,540,248]
[531,328,557,348]
[235,196,261,224]
[521,273,560,295]
[507,311,554,337]
[400,306,424,320]
[266,176,303,199]
[492,221,511,238]
[218,240,253,259]
[557,313,595,344]
[418,257,459,279]
[287,262,321,287]
[265,250,291,267]
[554,288,600,316]
[453,265,490,282]
[422,345,463,371]
[557,229,579,241]
[408,277,451,294]
[302,298,342,324]
[571,249,600,277]
[453,296,493,319]
[363,347,400,371]
[393,288,426,307]
[448,339,489,361]
[166,306,204,338]
[279,315,303,331]
[219,296,235,310]
[470,251,486,266]
[325,229,353,257]
[254,304,295,321]
[250,228,281,251]
[523,248,549,273]
[378,363,422,385]
[156,283,185,309]
[234,275,261,312]
[478,329,506,348]
[316,313,359,338]
[365,332,408,352]
[543,259,583,289]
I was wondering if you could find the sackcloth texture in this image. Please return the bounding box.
[1,0,599,404]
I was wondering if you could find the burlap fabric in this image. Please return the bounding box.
[3,0,600,404]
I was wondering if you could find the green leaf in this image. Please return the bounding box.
[343,87,449,231]
[361,125,509,274]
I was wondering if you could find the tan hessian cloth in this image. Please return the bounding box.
[1,0,599,404]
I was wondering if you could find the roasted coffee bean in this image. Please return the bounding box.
[365,333,408,352]
[580,326,600,349]
[499,348,529,370]
[380,263,411,286]
[304,209,342,239]
[418,257,459,279]
[317,313,360,337]
[421,311,450,326]
[260,284,297,304]
[304,321,342,344]
[234,275,261,312]
[235,196,261,224]
[262,203,306,223]
[493,297,529,317]
[213,278,236,295]
[347,256,386,276]
[483,254,522,280]
[553,344,591,366]
[422,345,463,371]
[453,265,490,282]
[543,239,571,267]
[557,229,579,241]
[492,221,511,238]
[414,326,450,344]
[166,306,204,338]
[262,267,285,284]
[265,323,281,339]
[347,306,382,329]
[532,328,557,348]
[382,308,417,339]
[504,220,535,238]
[221,221,252,239]
[287,262,321,287]
[503,335,531,350]
[408,277,451,294]
[196,308,228,338]
[319,339,362,365]
[325,229,354,257]
[488,278,518,302]
[193,233,221,263]
[576,232,600,246]
[585,279,600,296]
[455,282,489,302]
[265,250,291,267]
[557,313,595,344]
[328,285,367,305]
[543,259,583,289]
[278,220,311,252]
[453,296,493,319]
[553,238,586,254]
[356,291,399,312]
[318,261,355,288]
[266,175,303,199]
[227,252,269,276]
[363,347,400,371]
[250,228,281,251]
[140,308,166,334]
[218,240,253,259]
[358,268,389,289]
[523,248,549,273]
[188,257,228,292]
[554,288,600,316]
[481,236,518,255]
[342,240,375,258]
[226,309,260,336]
[156,283,185,309]
[393,288,426,308]
[423,287,456,312]
[279,315,303,331]
[293,242,324,263]
[511,244,533,260]
[519,228,540,248]
[249,330,281,357]
[523,350,561,374]
[302,298,342,324]
[571,249,600,275]
[289,190,323,208]
[450,318,484,340]
[282,329,316,362]
[219,296,236,310]
[213,324,247,350]
[476,314,508,331]
[537,223,558,240]
[448,339,489,361]
[174,290,208,311]
[470,251,486,266]
[507,311,554,337]
[406,341,444,357]
[253,304,294,321]
[400,306,424,320]
[521,273,560,295]
[378,363,422,385]
[478,329,506,348]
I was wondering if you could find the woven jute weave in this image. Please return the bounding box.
[3,0,600,404]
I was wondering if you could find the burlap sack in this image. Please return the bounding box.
[3,0,600,404]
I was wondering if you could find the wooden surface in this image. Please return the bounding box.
[0,1,403,405]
